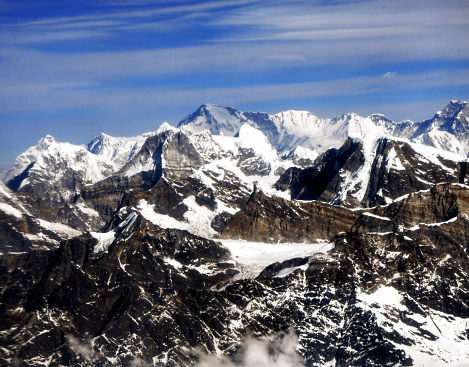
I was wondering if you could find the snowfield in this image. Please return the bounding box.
[218,239,334,277]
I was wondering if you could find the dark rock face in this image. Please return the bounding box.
[2,176,469,367]
[236,148,271,176]
[19,193,105,232]
[360,139,464,207]
[3,192,469,366]
[0,210,62,252]
[117,131,167,183]
[80,130,204,223]
[6,162,35,192]
[275,138,360,201]
[189,130,232,162]
[372,183,469,228]
[0,184,91,252]
[210,211,233,233]
[81,173,160,223]
[220,189,360,243]
[0,215,237,366]
[277,137,467,208]
[162,131,205,180]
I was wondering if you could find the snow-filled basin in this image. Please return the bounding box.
[218,239,333,278]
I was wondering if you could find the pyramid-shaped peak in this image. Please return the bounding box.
[39,134,57,143]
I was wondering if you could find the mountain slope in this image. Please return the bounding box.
[3,135,57,183]
[81,126,291,238]
[8,140,117,206]
[412,100,469,157]
[0,182,81,252]
[87,131,155,167]
[276,136,467,207]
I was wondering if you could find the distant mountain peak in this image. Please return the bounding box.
[449,99,468,105]
[38,134,57,146]
[156,122,178,134]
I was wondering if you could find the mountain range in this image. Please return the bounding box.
[1,100,469,366]
[178,100,469,157]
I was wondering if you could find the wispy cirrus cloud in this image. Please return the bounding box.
[0,0,259,45]
[1,69,468,116]
[382,72,398,79]
[3,0,256,29]
[207,0,469,50]
[1,33,468,88]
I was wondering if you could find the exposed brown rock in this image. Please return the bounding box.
[220,189,360,243]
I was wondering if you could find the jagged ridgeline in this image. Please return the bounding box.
[1,101,469,366]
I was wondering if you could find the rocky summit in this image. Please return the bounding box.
[1,101,469,366]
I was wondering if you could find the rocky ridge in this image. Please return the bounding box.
[1,182,469,366]
[276,135,467,207]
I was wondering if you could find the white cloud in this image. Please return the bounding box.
[196,329,303,367]
[67,335,93,361]
[209,0,469,42]
[1,30,468,89]
[382,71,397,78]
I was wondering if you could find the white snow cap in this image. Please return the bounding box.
[156,122,178,134]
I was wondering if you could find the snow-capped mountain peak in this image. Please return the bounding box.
[38,134,57,145]
[178,103,249,136]
[410,100,469,157]
[271,110,325,133]
[86,131,154,167]
[2,134,58,183]
[177,101,469,159]
[156,122,178,134]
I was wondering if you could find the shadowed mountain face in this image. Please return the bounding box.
[276,136,468,207]
[1,101,469,366]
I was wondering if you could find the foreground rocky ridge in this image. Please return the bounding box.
[1,183,469,366]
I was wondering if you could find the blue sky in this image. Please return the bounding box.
[0,0,468,168]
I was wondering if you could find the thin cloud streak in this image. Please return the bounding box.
[8,0,256,28]
[209,0,469,43]
[1,69,468,114]
[1,32,469,85]
[0,1,256,46]
[3,0,467,48]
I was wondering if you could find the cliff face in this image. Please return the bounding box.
[276,137,467,207]
[0,215,238,366]
[220,189,360,243]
